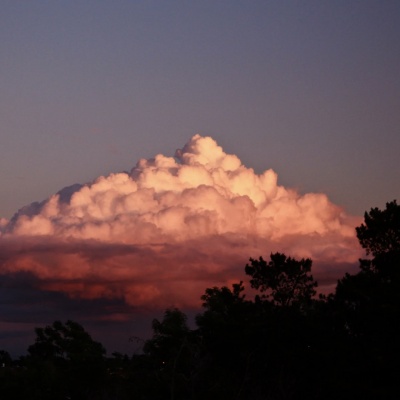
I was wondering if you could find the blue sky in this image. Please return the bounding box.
[1,0,399,220]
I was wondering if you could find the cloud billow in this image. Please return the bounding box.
[0,135,362,308]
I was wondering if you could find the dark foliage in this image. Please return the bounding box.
[356,200,400,257]
[1,200,399,399]
[332,200,400,399]
[245,252,317,307]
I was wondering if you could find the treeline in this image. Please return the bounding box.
[1,201,399,400]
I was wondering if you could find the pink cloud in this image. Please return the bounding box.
[0,135,363,309]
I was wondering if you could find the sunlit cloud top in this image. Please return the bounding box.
[3,135,356,243]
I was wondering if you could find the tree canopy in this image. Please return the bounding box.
[245,252,317,307]
[1,200,399,399]
[28,319,105,363]
[356,200,400,257]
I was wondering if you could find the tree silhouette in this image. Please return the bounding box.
[1,200,399,399]
[245,252,317,307]
[356,200,400,257]
[144,308,195,400]
[0,350,12,367]
[28,320,105,363]
[336,200,400,325]
[26,320,106,400]
[333,200,400,398]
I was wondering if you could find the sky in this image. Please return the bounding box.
[1,1,399,356]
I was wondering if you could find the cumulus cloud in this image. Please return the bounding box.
[0,135,363,309]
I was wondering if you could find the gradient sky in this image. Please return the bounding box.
[1,0,399,219]
[1,1,399,356]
